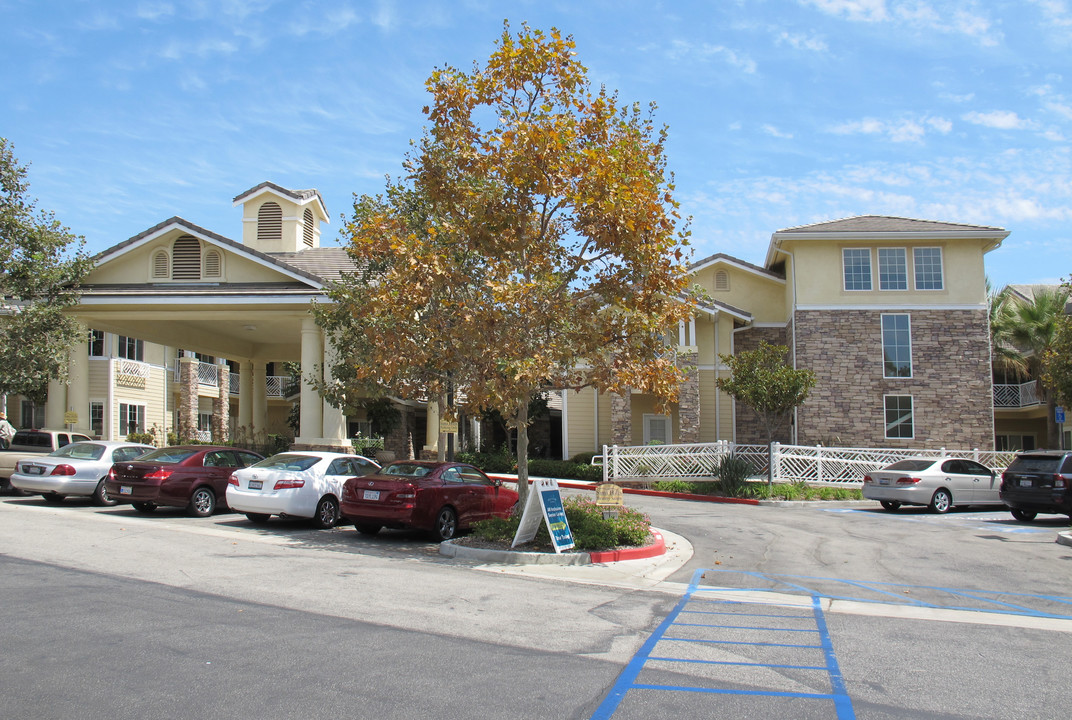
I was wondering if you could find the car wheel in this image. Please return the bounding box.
[1010,508,1037,522]
[93,478,118,506]
[929,488,952,514]
[187,487,216,517]
[355,523,382,536]
[43,492,66,503]
[132,501,157,513]
[879,500,901,511]
[311,496,339,529]
[245,512,271,524]
[431,506,458,542]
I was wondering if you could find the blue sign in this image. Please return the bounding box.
[1057,406,1066,424]
[540,485,575,553]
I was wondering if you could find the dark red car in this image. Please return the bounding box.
[340,461,518,541]
[106,445,263,517]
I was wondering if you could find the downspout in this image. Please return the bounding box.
[778,245,800,444]
[714,310,720,441]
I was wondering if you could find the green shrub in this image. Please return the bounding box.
[457,444,516,473]
[652,479,696,494]
[570,451,599,465]
[471,495,652,551]
[715,454,753,496]
[125,432,155,445]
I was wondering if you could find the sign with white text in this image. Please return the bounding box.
[511,477,575,553]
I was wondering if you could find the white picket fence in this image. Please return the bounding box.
[600,442,1018,485]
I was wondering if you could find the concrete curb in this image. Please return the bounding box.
[439,529,667,565]
[1057,531,1072,548]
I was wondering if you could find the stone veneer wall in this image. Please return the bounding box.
[212,367,229,443]
[731,326,791,445]
[178,357,198,440]
[677,352,700,443]
[611,391,631,445]
[793,309,994,449]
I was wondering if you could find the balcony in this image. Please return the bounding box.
[993,380,1040,408]
[171,363,297,398]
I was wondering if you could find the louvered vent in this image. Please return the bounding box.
[258,202,282,241]
[204,250,221,277]
[302,208,314,247]
[714,270,730,291]
[152,250,169,279]
[172,236,201,280]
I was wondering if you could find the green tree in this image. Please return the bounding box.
[0,138,92,403]
[1041,280,1072,437]
[318,23,698,506]
[715,342,816,483]
[992,284,1071,448]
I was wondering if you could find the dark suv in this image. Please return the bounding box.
[999,450,1072,521]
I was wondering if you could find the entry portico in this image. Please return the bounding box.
[57,182,351,450]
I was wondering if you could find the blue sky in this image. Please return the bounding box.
[2,0,1070,289]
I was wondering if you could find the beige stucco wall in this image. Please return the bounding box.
[693,262,787,322]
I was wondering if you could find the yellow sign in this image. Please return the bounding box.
[439,420,459,434]
[64,411,79,425]
[595,482,624,507]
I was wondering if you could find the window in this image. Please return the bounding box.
[258,202,282,241]
[198,413,212,432]
[152,250,169,279]
[643,414,670,445]
[21,400,44,429]
[303,208,314,247]
[89,330,106,357]
[90,401,104,436]
[878,248,907,290]
[118,336,143,361]
[843,248,872,291]
[914,247,944,290]
[118,403,145,435]
[881,314,912,378]
[172,235,201,280]
[884,395,913,439]
[714,270,729,291]
[995,434,1036,451]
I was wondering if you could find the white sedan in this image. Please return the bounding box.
[862,456,1001,513]
[226,451,380,528]
[10,441,155,505]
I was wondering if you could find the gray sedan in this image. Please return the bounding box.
[11,441,155,505]
[862,456,1001,513]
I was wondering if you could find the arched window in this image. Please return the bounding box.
[302,208,314,247]
[151,250,169,279]
[204,249,221,278]
[172,236,201,280]
[257,202,282,241]
[714,270,730,291]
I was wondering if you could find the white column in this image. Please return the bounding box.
[252,360,267,437]
[68,342,90,434]
[424,400,440,456]
[321,334,346,445]
[44,377,66,429]
[238,360,253,431]
[297,316,323,443]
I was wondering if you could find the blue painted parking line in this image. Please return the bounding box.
[590,569,856,720]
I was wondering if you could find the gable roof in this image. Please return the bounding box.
[766,215,1009,267]
[689,251,785,283]
[232,181,329,221]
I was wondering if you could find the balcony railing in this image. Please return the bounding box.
[993,380,1040,408]
[171,363,297,398]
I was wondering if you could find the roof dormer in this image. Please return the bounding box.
[233,182,329,253]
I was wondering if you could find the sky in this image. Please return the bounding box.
[2,0,1071,290]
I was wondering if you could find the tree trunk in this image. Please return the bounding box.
[515,399,530,509]
[436,391,448,462]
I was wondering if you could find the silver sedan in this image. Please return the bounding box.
[862,456,1001,513]
[11,441,155,505]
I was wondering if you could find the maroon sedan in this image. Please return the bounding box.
[340,461,518,541]
[106,445,263,517]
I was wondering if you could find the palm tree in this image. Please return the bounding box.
[991,284,1072,448]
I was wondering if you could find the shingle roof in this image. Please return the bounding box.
[232,181,328,216]
[270,247,356,283]
[775,215,1006,234]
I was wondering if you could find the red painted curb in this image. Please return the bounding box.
[588,529,665,563]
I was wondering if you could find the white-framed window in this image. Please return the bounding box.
[90,401,104,437]
[884,395,914,439]
[881,314,912,378]
[198,413,213,432]
[643,414,671,445]
[88,330,106,357]
[842,248,872,291]
[118,403,146,436]
[878,248,908,290]
[118,336,143,362]
[995,434,1036,452]
[913,247,944,290]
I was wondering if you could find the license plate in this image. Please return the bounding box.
[27,466,44,475]
[362,490,380,501]
[248,480,263,490]
[878,478,890,485]
[1019,479,1032,487]
[119,486,132,495]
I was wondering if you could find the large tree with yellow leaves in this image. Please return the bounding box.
[318,23,697,505]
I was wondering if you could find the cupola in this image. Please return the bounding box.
[232,182,329,253]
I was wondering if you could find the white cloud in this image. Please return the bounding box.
[801,0,1003,45]
[763,124,794,139]
[775,30,829,52]
[962,110,1029,130]
[1029,0,1072,29]
[667,40,757,74]
[136,2,175,21]
[829,115,951,142]
[159,38,239,60]
[802,0,889,22]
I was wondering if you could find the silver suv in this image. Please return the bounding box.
[999,450,1072,521]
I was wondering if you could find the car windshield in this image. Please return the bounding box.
[382,463,433,478]
[882,459,937,472]
[1007,455,1062,473]
[49,443,107,461]
[134,448,199,464]
[252,454,320,472]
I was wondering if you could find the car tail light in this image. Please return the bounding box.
[397,491,416,500]
[145,468,173,481]
[896,476,921,485]
[108,467,116,480]
[50,464,76,476]
[274,478,305,490]
[227,474,239,487]
[1056,475,1067,489]
[862,475,873,484]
